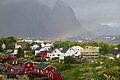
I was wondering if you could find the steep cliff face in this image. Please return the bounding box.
[0,0,83,38]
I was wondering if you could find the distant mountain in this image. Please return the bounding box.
[0,0,84,39]
[90,24,120,36]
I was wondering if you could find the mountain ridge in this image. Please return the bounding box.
[0,0,84,39]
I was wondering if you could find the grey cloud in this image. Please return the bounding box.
[0,0,83,38]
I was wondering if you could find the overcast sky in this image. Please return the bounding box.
[0,0,120,38]
[1,0,120,27]
[37,0,120,28]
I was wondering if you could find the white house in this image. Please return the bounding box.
[31,44,39,50]
[12,48,18,55]
[74,50,81,57]
[34,40,44,44]
[15,42,27,48]
[71,46,83,56]
[47,48,64,59]
[24,39,33,43]
[72,46,84,52]
[44,43,53,51]
[35,47,47,55]
[60,46,82,57]
[59,47,74,56]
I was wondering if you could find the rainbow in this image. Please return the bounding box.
[54,16,120,41]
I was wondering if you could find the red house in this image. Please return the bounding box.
[10,66,24,74]
[40,51,47,58]
[33,64,56,75]
[7,60,26,66]
[7,60,34,73]
[24,62,34,72]
[48,71,62,79]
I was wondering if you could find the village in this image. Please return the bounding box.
[0,37,120,80]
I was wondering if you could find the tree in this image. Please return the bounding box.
[0,40,3,52]
[53,41,63,48]
[64,56,76,64]
[16,48,24,58]
[17,75,29,80]
[23,43,31,50]
[0,36,16,49]
[98,41,115,55]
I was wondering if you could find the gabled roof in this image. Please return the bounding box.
[6,60,26,64]
[35,64,49,70]
[47,48,56,53]
[16,42,27,45]
[12,66,24,70]
[18,60,26,64]
[37,43,42,47]
[51,71,61,74]
[61,47,70,53]
[35,47,42,50]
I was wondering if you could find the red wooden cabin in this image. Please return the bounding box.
[48,71,62,79]
[10,66,24,74]
[7,60,26,66]
[40,51,47,58]
[7,60,34,73]
[24,62,34,72]
[33,64,56,75]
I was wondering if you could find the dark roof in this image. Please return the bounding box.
[35,47,42,50]
[61,47,70,53]
[6,60,13,64]
[18,60,26,64]
[12,66,24,70]
[108,50,120,55]
[6,60,26,64]
[16,42,27,45]
[7,55,15,58]
[35,64,49,70]
[47,48,55,53]
[51,71,61,74]
[36,43,42,47]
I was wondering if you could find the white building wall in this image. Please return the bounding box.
[64,48,75,56]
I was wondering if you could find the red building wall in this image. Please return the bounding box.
[48,72,62,79]
[33,66,56,75]
[24,62,34,71]
[41,66,56,74]
[40,51,47,58]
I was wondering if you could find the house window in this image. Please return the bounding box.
[70,49,71,50]
[50,74,51,77]
[11,69,13,72]
[46,70,48,73]
[41,70,43,73]
[58,54,60,56]
[37,69,39,72]
[27,64,30,67]
[54,51,56,53]
[52,69,54,71]
[12,61,14,64]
